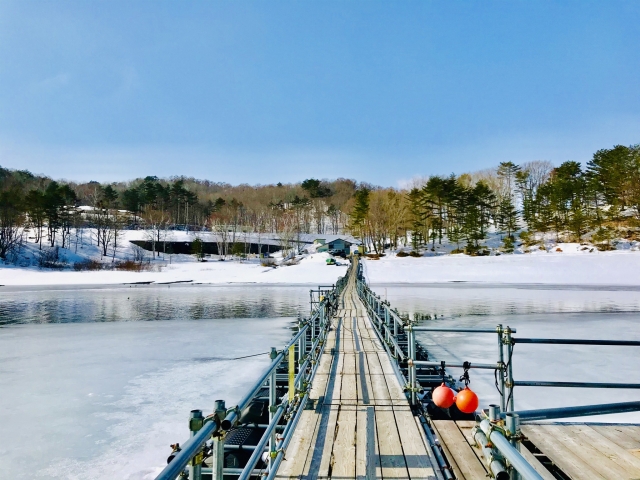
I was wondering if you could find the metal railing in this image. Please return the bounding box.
[155,266,351,480]
[355,268,640,480]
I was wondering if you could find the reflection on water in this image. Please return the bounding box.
[0,285,310,325]
[378,284,640,320]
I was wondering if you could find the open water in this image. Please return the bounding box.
[1,283,639,479]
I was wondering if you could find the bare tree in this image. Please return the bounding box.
[110,210,127,262]
[142,209,170,259]
[278,213,297,260]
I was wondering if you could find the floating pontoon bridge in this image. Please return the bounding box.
[156,258,640,480]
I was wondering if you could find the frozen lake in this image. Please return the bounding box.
[380,284,640,423]
[1,283,639,479]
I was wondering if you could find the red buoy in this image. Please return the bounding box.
[432,383,455,408]
[455,387,479,414]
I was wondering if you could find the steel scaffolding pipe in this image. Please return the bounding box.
[225,324,308,428]
[156,419,218,480]
[265,389,313,479]
[413,360,502,370]
[473,427,509,480]
[155,301,325,480]
[478,420,543,480]
[417,415,453,480]
[501,401,640,422]
[413,327,517,334]
[513,380,640,389]
[513,338,640,346]
[237,403,287,480]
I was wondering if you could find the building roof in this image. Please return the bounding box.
[295,233,361,245]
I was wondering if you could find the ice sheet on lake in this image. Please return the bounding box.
[0,317,293,480]
[387,286,640,423]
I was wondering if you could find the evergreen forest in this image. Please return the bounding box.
[1,143,639,259]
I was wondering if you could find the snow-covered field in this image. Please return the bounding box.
[364,247,640,286]
[0,230,350,286]
[3,232,640,287]
[0,252,348,286]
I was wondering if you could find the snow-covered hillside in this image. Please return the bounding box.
[1,227,639,287]
[0,229,349,286]
[363,248,640,286]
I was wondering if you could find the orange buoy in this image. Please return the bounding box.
[432,383,455,408]
[455,387,479,413]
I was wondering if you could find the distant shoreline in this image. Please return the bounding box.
[2,247,639,288]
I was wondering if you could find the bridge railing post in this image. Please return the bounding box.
[268,348,278,470]
[497,324,506,413]
[211,400,226,480]
[503,327,515,412]
[408,325,417,405]
[188,410,204,480]
[506,413,522,480]
[384,305,390,345]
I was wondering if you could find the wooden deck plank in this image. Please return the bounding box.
[308,405,340,480]
[567,424,640,474]
[275,264,438,479]
[357,405,380,480]
[522,425,607,480]
[356,350,374,406]
[375,406,410,479]
[366,352,391,403]
[454,421,485,467]
[356,317,372,340]
[545,424,636,478]
[340,353,358,404]
[621,426,640,443]
[592,425,640,456]
[308,373,329,401]
[430,422,464,480]
[330,405,357,479]
[394,407,436,479]
[432,421,487,480]
[519,444,557,480]
[275,409,321,478]
[379,353,407,400]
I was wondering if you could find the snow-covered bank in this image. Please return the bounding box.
[364,250,640,286]
[0,252,347,287]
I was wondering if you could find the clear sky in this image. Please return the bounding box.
[1,1,639,186]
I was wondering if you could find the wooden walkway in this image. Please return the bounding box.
[275,268,437,479]
[431,419,640,480]
[522,423,640,480]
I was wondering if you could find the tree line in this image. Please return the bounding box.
[0,171,360,260]
[0,142,638,261]
[349,144,640,254]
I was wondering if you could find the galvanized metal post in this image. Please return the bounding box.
[384,305,390,343]
[488,404,500,422]
[302,321,307,356]
[505,413,521,480]
[211,400,226,480]
[393,311,398,338]
[504,327,515,412]
[268,348,277,470]
[408,325,417,405]
[386,307,395,357]
[188,410,203,480]
[298,321,305,365]
[497,324,506,412]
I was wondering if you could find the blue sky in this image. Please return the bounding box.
[1,1,639,186]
